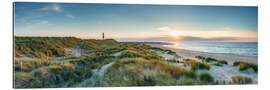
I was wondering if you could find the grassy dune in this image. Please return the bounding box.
[14,37,257,88]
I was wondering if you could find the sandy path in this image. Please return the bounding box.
[74,62,115,87]
[148,44,257,64]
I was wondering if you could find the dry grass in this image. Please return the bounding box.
[231,76,252,84]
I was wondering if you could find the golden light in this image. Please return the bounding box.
[169,30,182,37]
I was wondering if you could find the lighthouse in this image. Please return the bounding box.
[102,32,104,40]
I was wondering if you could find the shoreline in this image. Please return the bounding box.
[147,44,258,64]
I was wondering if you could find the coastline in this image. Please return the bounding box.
[147,44,258,64]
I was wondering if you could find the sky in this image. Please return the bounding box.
[14,2,258,42]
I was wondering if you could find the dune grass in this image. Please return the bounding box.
[233,61,258,72]
[231,76,252,84]
[191,62,210,71]
[217,60,228,64]
[15,61,93,88]
[182,59,210,71]
[104,58,200,86]
[166,59,181,63]
[195,56,205,60]
[199,73,214,83]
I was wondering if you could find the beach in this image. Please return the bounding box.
[148,44,258,64]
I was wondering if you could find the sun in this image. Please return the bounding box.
[169,30,182,37]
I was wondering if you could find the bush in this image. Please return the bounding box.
[213,63,223,67]
[15,72,41,88]
[185,71,197,79]
[233,61,258,72]
[233,61,241,66]
[205,57,217,62]
[199,73,214,83]
[217,60,228,64]
[182,59,197,67]
[239,63,258,72]
[195,56,205,60]
[167,59,180,63]
[191,62,210,71]
[231,76,252,84]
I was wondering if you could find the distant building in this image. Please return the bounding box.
[102,32,104,40]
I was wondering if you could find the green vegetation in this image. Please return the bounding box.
[205,57,217,62]
[14,37,256,88]
[212,60,228,66]
[167,59,181,63]
[195,56,228,66]
[195,56,205,61]
[231,76,252,84]
[191,62,210,71]
[233,61,258,72]
[182,59,210,71]
[213,63,223,66]
[14,60,94,88]
[217,60,228,64]
[199,73,214,83]
[182,59,197,67]
[104,58,199,86]
[15,37,81,58]
[148,47,179,57]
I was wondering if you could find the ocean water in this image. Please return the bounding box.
[165,42,258,56]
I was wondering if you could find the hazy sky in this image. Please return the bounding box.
[14,2,258,42]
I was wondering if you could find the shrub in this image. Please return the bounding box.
[233,61,241,66]
[217,60,228,64]
[231,76,252,84]
[233,61,258,72]
[195,56,205,60]
[213,63,223,66]
[182,59,197,67]
[205,57,217,62]
[239,63,258,72]
[185,71,197,79]
[191,62,210,71]
[15,72,41,88]
[199,73,214,83]
[167,59,180,63]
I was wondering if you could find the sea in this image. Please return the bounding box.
[164,42,258,56]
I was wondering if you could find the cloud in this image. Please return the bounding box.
[40,4,61,12]
[117,36,240,42]
[158,26,179,32]
[38,21,49,25]
[180,36,237,42]
[65,14,75,19]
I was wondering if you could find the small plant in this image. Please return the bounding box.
[199,73,214,83]
[233,61,258,72]
[231,76,252,84]
[185,71,197,79]
[205,57,217,62]
[182,59,197,67]
[195,56,205,60]
[167,59,180,63]
[217,60,228,64]
[233,61,241,66]
[213,63,223,66]
[191,62,210,71]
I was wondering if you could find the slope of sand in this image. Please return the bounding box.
[148,44,258,64]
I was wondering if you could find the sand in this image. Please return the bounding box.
[148,44,258,64]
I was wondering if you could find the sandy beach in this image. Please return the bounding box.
[148,44,258,64]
